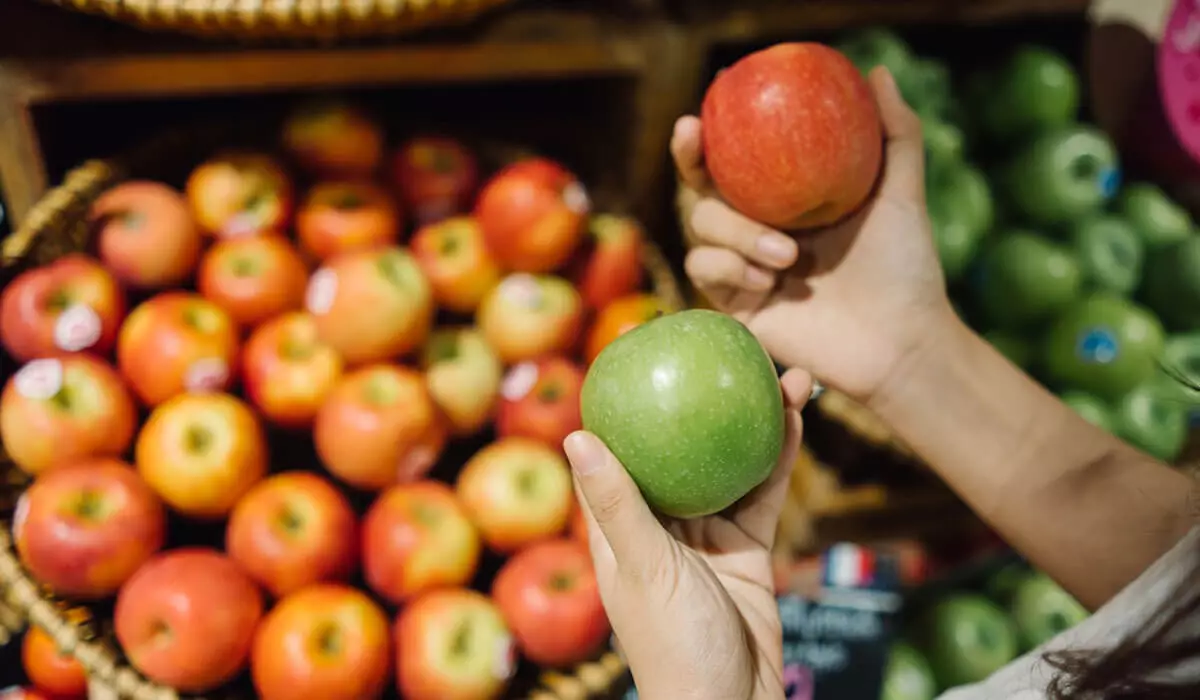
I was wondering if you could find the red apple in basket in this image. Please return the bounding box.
[475,157,590,272]
[136,392,267,519]
[197,234,309,329]
[496,356,583,449]
[477,273,582,364]
[585,293,667,364]
[296,180,401,261]
[456,437,573,553]
[115,548,264,693]
[392,136,479,226]
[701,42,883,230]
[21,626,89,699]
[363,480,482,605]
[0,254,125,363]
[186,152,293,238]
[117,291,239,406]
[411,216,502,314]
[252,584,391,700]
[395,589,517,700]
[314,364,446,491]
[493,539,610,667]
[421,327,502,436]
[282,100,385,179]
[90,181,204,289]
[571,214,645,310]
[242,312,343,428]
[0,356,136,477]
[306,246,434,366]
[226,472,358,598]
[569,497,589,549]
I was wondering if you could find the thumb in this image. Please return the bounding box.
[868,66,926,203]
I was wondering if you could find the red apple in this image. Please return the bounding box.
[585,293,667,364]
[282,100,385,179]
[306,246,434,366]
[702,43,883,230]
[315,364,446,491]
[241,312,343,428]
[117,292,239,406]
[14,458,165,599]
[392,136,479,226]
[395,589,516,700]
[421,327,502,436]
[21,626,89,699]
[136,392,267,519]
[0,356,136,477]
[475,157,590,272]
[477,273,583,364]
[226,472,358,598]
[568,497,589,549]
[363,481,481,605]
[571,214,645,309]
[186,152,293,238]
[296,180,401,261]
[197,234,309,329]
[90,181,204,290]
[0,254,125,363]
[496,356,583,449]
[456,437,573,553]
[492,539,610,667]
[252,584,391,700]
[410,216,502,314]
[114,548,264,693]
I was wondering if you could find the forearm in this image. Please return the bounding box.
[868,313,1194,610]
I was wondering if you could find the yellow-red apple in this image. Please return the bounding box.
[496,356,583,450]
[477,273,582,364]
[197,234,309,329]
[410,216,501,314]
[421,327,502,436]
[570,214,645,310]
[296,180,401,261]
[186,152,293,238]
[391,136,479,226]
[241,312,343,428]
[475,158,589,272]
[21,626,89,699]
[91,181,204,290]
[584,293,666,365]
[282,100,385,179]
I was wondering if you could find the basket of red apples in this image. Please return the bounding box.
[0,99,682,700]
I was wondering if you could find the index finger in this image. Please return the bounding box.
[671,116,710,192]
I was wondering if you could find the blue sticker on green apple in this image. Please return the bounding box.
[1098,167,1121,200]
[1076,327,1120,365]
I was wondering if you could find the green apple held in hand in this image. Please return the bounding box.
[914,594,1019,690]
[882,643,937,700]
[835,26,915,84]
[1117,183,1194,251]
[977,46,1080,143]
[1042,294,1165,401]
[580,309,785,519]
[1009,571,1089,651]
[1065,214,1144,296]
[1113,381,1188,462]
[974,231,1082,330]
[1059,391,1114,432]
[1004,126,1120,227]
[1140,237,1200,332]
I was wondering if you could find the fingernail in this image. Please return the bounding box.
[564,432,604,476]
[756,235,796,265]
[744,265,774,290]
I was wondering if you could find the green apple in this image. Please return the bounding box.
[1009,571,1089,651]
[1042,294,1166,400]
[914,594,1019,690]
[1113,380,1189,462]
[985,562,1032,606]
[929,195,985,282]
[1059,391,1114,432]
[1003,126,1120,227]
[1117,183,1194,251]
[929,164,994,237]
[836,27,915,85]
[580,309,784,518]
[1156,333,1200,419]
[901,59,953,118]
[985,330,1034,371]
[976,46,1080,143]
[1065,214,1144,296]
[974,231,1082,330]
[1140,237,1200,332]
[882,643,937,700]
[923,117,966,172]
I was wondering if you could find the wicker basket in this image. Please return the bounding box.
[0,120,682,699]
[37,0,515,41]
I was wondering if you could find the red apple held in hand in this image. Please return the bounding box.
[296,181,401,261]
[456,437,573,553]
[14,458,165,599]
[90,181,204,290]
[136,392,267,519]
[410,216,502,314]
[241,312,343,428]
[422,327,502,436]
[493,539,610,667]
[395,589,517,700]
[392,136,479,226]
[186,152,293,238]
[306,246,434,366]
[115,548,264,693]
[252,584,391,700]
[477,274,582,364]
[702,43,883,230]
[117,292,239,406]
[571,214,645,310]
[226,472,358,598]
[363,481,481,605]
[21,626,89,699]
[0,254,125,363]
[475,158,590,272]
[315,364,447,491]
[197,234,309,329]
[585,293,667,364]
[496,356,583,449]
[0,356,136,477]
[282,100,385,179]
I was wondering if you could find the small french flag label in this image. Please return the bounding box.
[823,543,876,589]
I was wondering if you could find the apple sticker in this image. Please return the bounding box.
[501,362,539,402]
[53,303,102,352]
[306,268,338,316]
[184,358,230,393]
[221,211,260,239]
[1076,327,1120,365]
[13,358,64,401]
[562,181,591,215]
[493,634,517,681]
[11,492,29,545]
[499,274,542,310]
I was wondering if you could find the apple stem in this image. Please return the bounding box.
[515,469,538,497]
[438,232,462,256]
[74,489,107,520]
[426,334,460,363]
[536,385,561,403]
[548,572,574,592]
[230,256,259,278]
[48,383,73,411]
[450,622,473,657]
[185,425,214,454]
[332,191,365,210]
[315,623,343,655]
[44,289,72,313]
[431,149,458,174]
[375,254,408,289]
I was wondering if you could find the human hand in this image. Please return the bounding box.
[678,67,956,405]
[563,368,813,700]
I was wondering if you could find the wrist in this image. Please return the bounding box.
[865,305,970,419]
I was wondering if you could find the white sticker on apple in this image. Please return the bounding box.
[562,181,591,215]
[184,358,230,393]
[13,358,64,401]
[306,268,338,316]
[221,212,260,239]
[498,274,542,310]
[11,492,29,544]
[53,303,102,352]
[493,634,517,681]
[501,362,539,402]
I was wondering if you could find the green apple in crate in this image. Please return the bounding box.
[973,231,1082,330]
[985,562,1032,606]
[901,58,953,118]
[1059,391,1115,431]
[923,117,966,172]
[985,330,1034,371]
[1140,237,1200,332]
[913,594,1019,690]
[1003,125,1120,227]
[1009,571,1089,651]
[974,46,1080,144]
[836,26,915,86]
[1112,381,1189,462]
[1042,294,1165,401]
[1156,333,1200,418]
[929,196,986,282]
[1118,182,1194,251]
[1064,214,1144,296]
[882,643,937,700]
